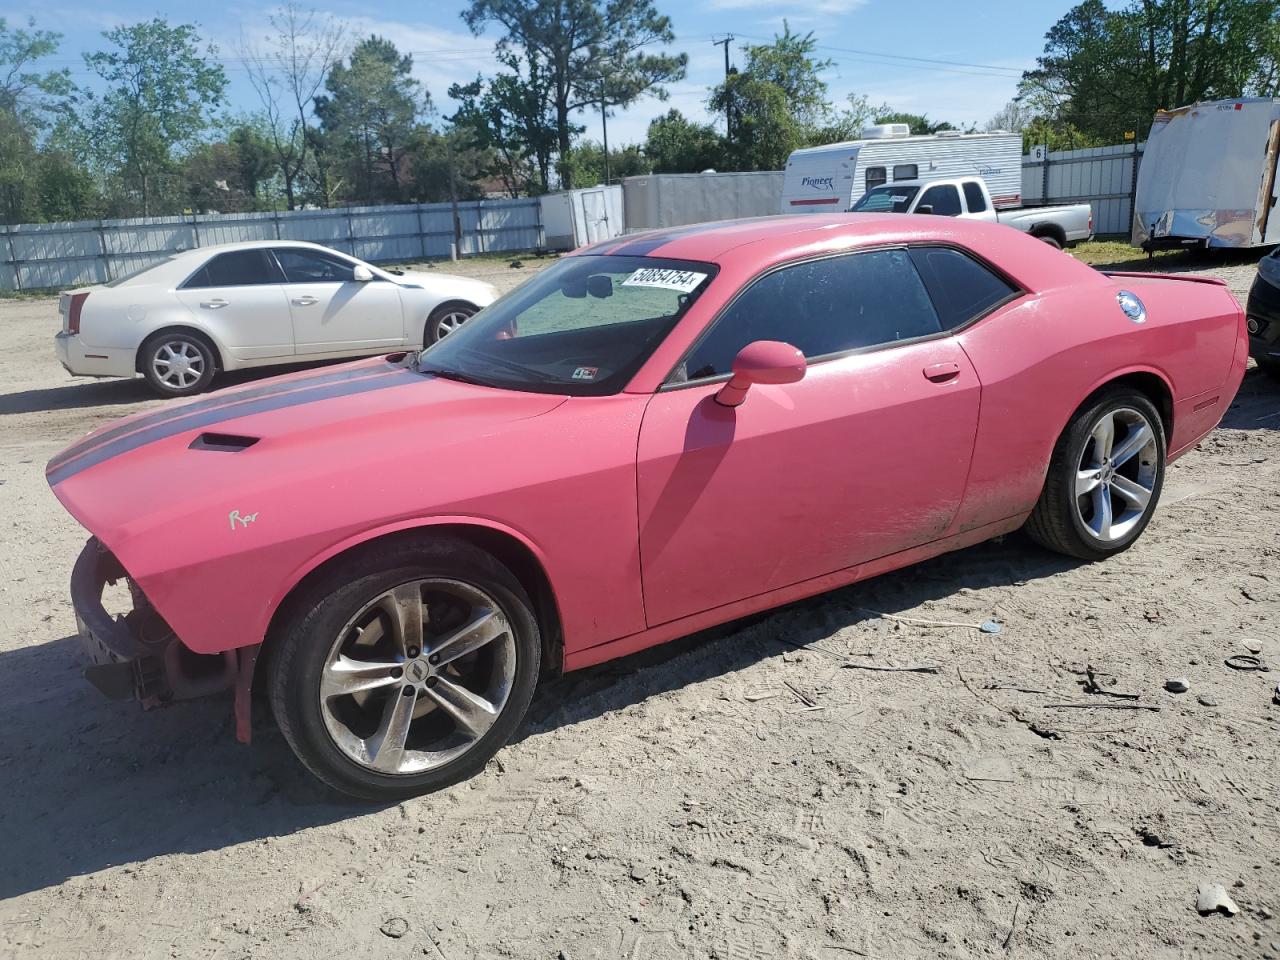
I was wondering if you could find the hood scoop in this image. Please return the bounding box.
[190,433,260,452]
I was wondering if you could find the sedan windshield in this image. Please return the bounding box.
[417,255,717,395]
[851,185,921,213]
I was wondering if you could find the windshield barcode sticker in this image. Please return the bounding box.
[622,267,706,293]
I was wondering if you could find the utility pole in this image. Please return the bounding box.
[446,133,462,259]
[712,35,735,138]
[599,77,610,186]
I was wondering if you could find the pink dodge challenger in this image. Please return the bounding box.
[48,215,1246,800]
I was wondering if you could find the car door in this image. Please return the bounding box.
[173,249,293,361]
[635,247,987,628]
[272,247,406,355]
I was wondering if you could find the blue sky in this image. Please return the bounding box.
[11,0,1085,145]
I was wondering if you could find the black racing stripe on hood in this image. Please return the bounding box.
[47,367,416,486]
[48,364,395,473]
[606,220,741,257]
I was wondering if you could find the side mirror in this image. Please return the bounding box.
[916,204,934,215]
[715,340,806,408]
[353,264,374,282]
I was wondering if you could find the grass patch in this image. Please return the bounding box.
[1069,239,1184,271]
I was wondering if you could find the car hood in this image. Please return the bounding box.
[48,356,566,572]
[392,270,499,304]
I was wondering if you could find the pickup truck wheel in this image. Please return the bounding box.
[1025,388,1165,561]
[1036,234,1063,250]
[268,536,541,801]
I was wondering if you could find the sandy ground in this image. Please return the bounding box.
[0,252,1277,960]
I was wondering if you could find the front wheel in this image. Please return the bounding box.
[425,301,478,345]
[268,536,541,800]
[1257,357,1280,383]
[1025,389,1165,560]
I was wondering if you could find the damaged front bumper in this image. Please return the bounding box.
[71,537,239,707]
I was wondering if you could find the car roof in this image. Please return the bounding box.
[169,239,342,262]
[574,213,1102,292]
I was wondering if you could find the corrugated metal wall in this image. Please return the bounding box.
[623,172,785,230]
[0,198,544,292]
[1022,142,1145,237]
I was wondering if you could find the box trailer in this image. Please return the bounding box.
[781,127,1023,214]
[1134,98,1280,250]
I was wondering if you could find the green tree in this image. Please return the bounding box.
[711,24,836,170]
[0,17,75,123]
[561,140,650,187]
[0,18,79,223]
[37,151,102,221]
[873,111,956,135]
[462,0,687,188]
[711,73,803,171]
[449,51,560,196]
[643,109,722,172]
[315,36,428,204]
[82,19,227,215]
[1025,0,1280,143]
[241,2,347,209]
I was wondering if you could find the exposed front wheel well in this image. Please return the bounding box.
[257,525,564,698]
[135,326,224,373]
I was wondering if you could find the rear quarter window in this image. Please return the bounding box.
[908,246,1019,329]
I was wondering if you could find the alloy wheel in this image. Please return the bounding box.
[1074,406,1159,542]
[434,309,472,339]
[318,578,516,775]
[151,340,206,390]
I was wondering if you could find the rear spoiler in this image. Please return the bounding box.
[1102,271,1227,287]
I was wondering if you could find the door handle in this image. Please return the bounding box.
[923,361,961,383]
[292,296,319,306]
[200,298,229,309]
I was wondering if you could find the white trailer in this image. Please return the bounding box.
[1134,97,1280,250]
[781,126,1023,214]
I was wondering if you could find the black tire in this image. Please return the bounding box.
[1258,357,1280,383]
[1035,233,1064,250]
[424,300,478,345]
[268,535,541,801]
[1025,388,1166,561]
[140,331,217,397]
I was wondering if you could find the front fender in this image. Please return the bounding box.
[262,514,563,643]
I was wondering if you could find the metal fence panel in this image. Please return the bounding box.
[1022,142,1144,237]
[1,196,545,292]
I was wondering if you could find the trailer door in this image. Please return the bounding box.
[1261,120,1280,245]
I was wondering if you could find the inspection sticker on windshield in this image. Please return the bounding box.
[622,267,705,293]
[572,366,599,381]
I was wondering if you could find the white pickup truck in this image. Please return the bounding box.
[850,176,1093,248]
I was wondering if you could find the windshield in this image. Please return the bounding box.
[417,254,717,395]
[851,184,921,213]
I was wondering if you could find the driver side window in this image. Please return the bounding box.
[675,249,942,382]
[274,248,356,283]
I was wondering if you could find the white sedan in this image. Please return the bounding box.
[54,241,499,396]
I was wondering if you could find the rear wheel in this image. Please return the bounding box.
[1035,233,1064,250]
[141,332,216,397]
[1026,388,1165,560]
[425,301,478,345]
[268,536,541,801]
